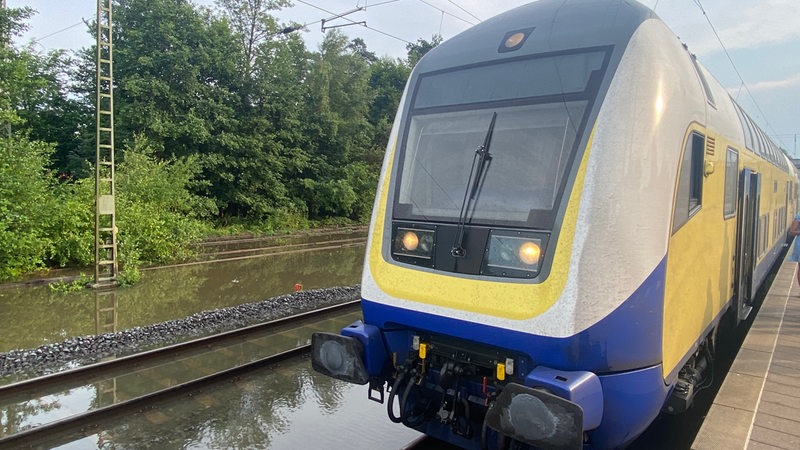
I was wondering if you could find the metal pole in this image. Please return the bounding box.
[2,0,8,50]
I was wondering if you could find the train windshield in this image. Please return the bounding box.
[394,49,607,229]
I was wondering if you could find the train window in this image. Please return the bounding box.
[734,104,755,151]
[755,128,768,160]
[673,132,705,233]
[412,50,606,109]
[396,102,585,225]
[394,48,610,230]
[690,55,716,108]
[724,148,738,218]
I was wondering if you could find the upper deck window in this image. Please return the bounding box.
[690,55,716,108]
[394,48,610,230]
[413,50,606,110]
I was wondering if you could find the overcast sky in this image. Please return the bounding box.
[8,0,800,155]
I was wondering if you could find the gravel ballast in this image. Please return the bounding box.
[0,285,360,379]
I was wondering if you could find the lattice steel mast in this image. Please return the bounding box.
[94,0,118,286]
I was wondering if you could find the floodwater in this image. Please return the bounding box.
[1,309,363,439]
[0,232,366,353]
[46,358,424,450]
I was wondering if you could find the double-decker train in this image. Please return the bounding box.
[311,0,798,448]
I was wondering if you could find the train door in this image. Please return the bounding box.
[733,169,760,323]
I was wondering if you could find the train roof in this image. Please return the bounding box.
[415,0,657,73]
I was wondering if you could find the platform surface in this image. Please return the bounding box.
[692,255,800,450]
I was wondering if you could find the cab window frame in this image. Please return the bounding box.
[672,131,706,234]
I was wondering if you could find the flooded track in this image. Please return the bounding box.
[0,231,367,353]
[19,357,425,450]
[0,303,360,448]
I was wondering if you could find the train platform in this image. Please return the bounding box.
[692,255,800,449]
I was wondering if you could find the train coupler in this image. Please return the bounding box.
[368,379,385,404]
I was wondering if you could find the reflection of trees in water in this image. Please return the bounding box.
[0,286,98,351]
[0,396,63,436]
[97,361,355,448]
[1,244,365,353]
[207,245,365,300]
[115,264,208,328]
[303,367,348,415]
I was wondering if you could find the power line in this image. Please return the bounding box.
[417,0,476,26]
[692,0,787,149]
[445,0,481,22]
[295,0,411,44]
[28,20,86,46]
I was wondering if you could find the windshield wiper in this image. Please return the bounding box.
[451,112,497,258]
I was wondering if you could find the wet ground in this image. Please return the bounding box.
[0,231,366,353]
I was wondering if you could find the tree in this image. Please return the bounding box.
[111,0,242,160]
[115,135,214,264]
[297,31,374,219]
[215,0,291,78]
[367,57,409,151]
[14,50,92,176]
[0,6,87,279]
[209,0,310,221]
[406,34,442,67]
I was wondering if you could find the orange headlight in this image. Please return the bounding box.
[518,241,541,265]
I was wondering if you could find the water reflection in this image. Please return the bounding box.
[1,311,362,439]
[45,359,420,449]
[0,244,365,352]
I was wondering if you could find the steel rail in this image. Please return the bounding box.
[196,226,366,247]
[0,346,311,449]
[197,236,366,259]
[0,300,360,402]
[143,239,366,270]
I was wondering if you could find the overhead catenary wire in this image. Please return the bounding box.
[295,0,411,44]
[692,0,788,150]
[23,20,86,49]
[445,0,481,22]
[417,0,476,26]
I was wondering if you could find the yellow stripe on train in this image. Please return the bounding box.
[367,129,598,320]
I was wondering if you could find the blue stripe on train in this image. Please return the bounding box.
[362,256,666,374]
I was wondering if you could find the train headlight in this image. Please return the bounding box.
[402,231,420,251]
[483,231,544,278]
[518,241,541,265]
[393,227,435,260]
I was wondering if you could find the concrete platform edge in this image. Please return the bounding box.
[691,254,796,450]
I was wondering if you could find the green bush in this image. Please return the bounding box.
[0,135,58,280]
[48,274,93,293]
[48,178,95,267]
[115,136,214,264]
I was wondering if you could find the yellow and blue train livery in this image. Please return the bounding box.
[311,0,798,448]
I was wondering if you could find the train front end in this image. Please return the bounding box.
[312,1,681,448]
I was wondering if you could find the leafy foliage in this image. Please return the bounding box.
[48,274,93,293]
[0,135,57,279]
[0,0,446,279]
[115,136,214,264]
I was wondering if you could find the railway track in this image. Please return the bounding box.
[191,236,367,261]
[0,301,361,449]
[0,230,367,290]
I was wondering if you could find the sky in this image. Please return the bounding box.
[7,0,800,155]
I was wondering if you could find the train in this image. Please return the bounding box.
[311,0,799,448]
